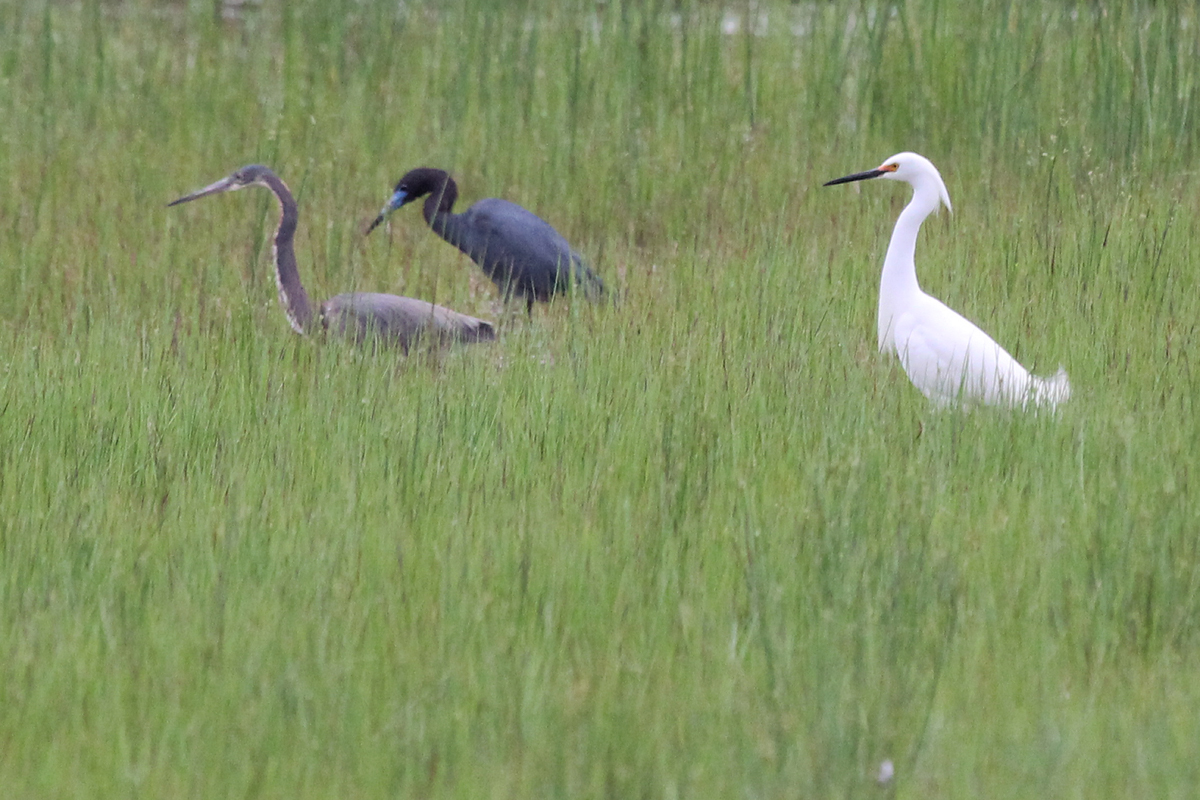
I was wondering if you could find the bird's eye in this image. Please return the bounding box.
[883,163,899,172]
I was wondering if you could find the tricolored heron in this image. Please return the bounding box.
[169,165,495,351]
[365,167,605,313]
[824,152,1070,410]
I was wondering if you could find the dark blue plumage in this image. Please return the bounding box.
[169,165,494,352]
[367,168,605,312]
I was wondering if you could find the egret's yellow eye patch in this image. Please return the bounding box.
[881,163,899,173]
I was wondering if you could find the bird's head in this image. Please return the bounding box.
[168,164,275,207]
[366,167,455,234]
[824,152,952,214]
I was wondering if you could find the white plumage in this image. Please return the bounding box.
[825,152,1070,410]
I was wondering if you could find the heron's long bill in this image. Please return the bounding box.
[167,176,239,207]
[364,211,388,234]
[364,189,409,235]
[823,167,890,187]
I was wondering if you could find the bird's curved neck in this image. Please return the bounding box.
[422,177,464,245]
[262,172,314,334]
[878,185,939,350]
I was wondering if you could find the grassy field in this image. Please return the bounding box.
[2,0,1199,796]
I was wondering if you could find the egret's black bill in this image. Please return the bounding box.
[823,168,888,187]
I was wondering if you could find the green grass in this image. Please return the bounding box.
[2,0,1200,797]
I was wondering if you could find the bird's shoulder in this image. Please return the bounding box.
[895,298,974,366]
[464,199,574,250]
[465,197,541,226]
[900,293,1027,376]
[326,291,421,314]
[323,292,441,326]
[324,292,494,338]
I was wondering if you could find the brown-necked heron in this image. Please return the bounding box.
[169,165,495,351]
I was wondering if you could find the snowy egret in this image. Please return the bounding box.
[366,168,606,313]
[169,165,495,351]
[824,152,1070,410]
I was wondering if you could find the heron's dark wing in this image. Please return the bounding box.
[320,293,495,350]
[453,199,604,301]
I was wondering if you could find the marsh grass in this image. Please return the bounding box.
[1,0,1199,797]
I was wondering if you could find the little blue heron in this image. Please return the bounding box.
[366,168,605,313]
[169,165,495,351]
[824,152,1070,410]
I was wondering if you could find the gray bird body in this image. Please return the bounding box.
[320,292,494,348]
[437,197,604,303]
[368,168,605,311]
[169,165,495,352]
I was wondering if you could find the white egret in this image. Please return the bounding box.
[824,152,1070,410]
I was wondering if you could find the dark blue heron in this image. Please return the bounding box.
[366,168,605,313]
[169,165,495,351]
